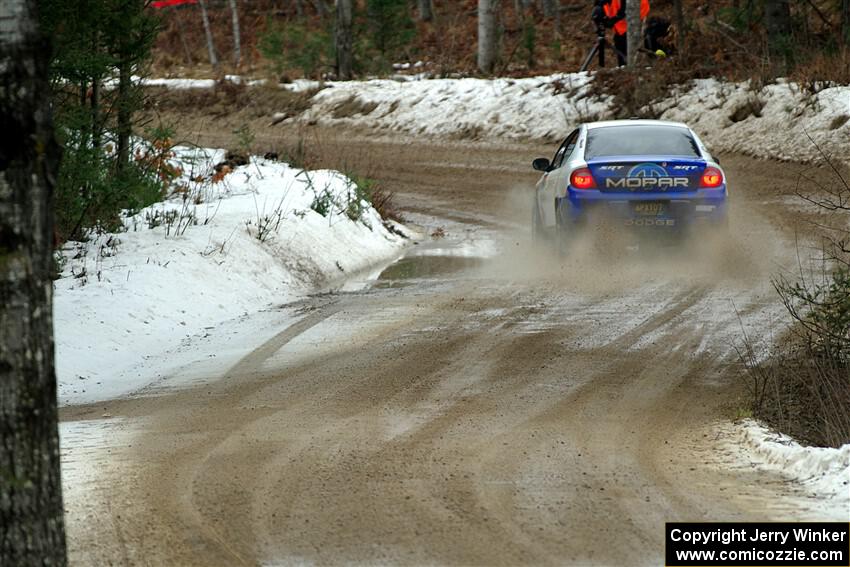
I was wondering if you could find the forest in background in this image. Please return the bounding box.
[151,0,850,84]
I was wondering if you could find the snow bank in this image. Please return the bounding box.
[54,147,410,406]
[137,74,265,90]
[725,419,850,519]
[285,73,849,164]
[143,71,849,162]
[295,73,608,142]
[658,78,850,163]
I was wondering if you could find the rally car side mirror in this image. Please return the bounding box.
[532,158,551,172]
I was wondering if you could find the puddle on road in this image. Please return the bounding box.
[339,210,504,291]
[376,254,489,282]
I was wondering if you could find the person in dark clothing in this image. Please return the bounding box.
[643,16,671,53]
[592,0,650,65]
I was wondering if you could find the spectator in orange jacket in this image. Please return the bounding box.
[593,0,650,66]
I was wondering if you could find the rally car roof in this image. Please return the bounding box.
[584,119,690,130]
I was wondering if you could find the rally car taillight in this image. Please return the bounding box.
[570,168,596,189]
[700,166,723,188]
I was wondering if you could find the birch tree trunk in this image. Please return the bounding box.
[198,0,218,68]
[335,0,353,79]
[477,0,498,74]
[626,0,641,66]
[417,0,433,22]
[228,0,241,67]
[0,0,67,564]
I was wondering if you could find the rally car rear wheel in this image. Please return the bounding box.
[555,199,578,256]
[532,201,545,243]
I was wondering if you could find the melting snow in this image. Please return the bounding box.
[54,147,410,406]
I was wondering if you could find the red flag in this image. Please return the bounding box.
[151,0,197,8]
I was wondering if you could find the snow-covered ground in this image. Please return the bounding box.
[54,146,412,406]
[659,78,850,163]
[297,74,608,141]
[296,73,850,164]
[720,420,850,520]
[146,72,850,163]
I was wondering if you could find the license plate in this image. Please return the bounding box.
[632,202,668,216]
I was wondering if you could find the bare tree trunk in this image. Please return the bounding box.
[116,53,131,172]
[417,0,433,22]
[313,0,328,17]
[91,75,101,149]
[335,0,353,79]
[198,0,218,68]
[228,0,241,67]
[175,8,194,64]
[0,0,67,565]
[764,0,791,61]
[541,0,560,36]
[626,0,641,66]
[673,0,685,54]
[764,0,792,38]
[295,0,305,17]
[90,33,101,149]
[842,0,849,46]
[477,0,499,74]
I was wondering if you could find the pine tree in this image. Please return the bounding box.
[365,0,415,61]
[39,0,159,241]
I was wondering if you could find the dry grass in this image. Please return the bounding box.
[143,80,317,120]
[590,58,700,119]
[790,48,850,94]
[741,144,850,449]
[742,337,850,447]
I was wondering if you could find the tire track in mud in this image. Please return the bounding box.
[93,289,513,565]
[63,300,347,566]
[164,301,349,566]
[246,303,538,565]
[237,288,720,565]
[390,292,716,565]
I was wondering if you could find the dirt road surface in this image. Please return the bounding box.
[61,129,825,566]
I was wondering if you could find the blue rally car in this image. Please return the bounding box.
[532,119,727,242]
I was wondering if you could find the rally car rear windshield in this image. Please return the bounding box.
[584,125,701,160]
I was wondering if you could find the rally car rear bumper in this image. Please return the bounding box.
[556,186,728,229]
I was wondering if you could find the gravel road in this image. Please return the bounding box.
[60,130,822,566]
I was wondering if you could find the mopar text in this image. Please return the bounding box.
[605,177,690,189]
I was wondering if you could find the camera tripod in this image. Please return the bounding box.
[579,23,608,72]
[579,23,631,72]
